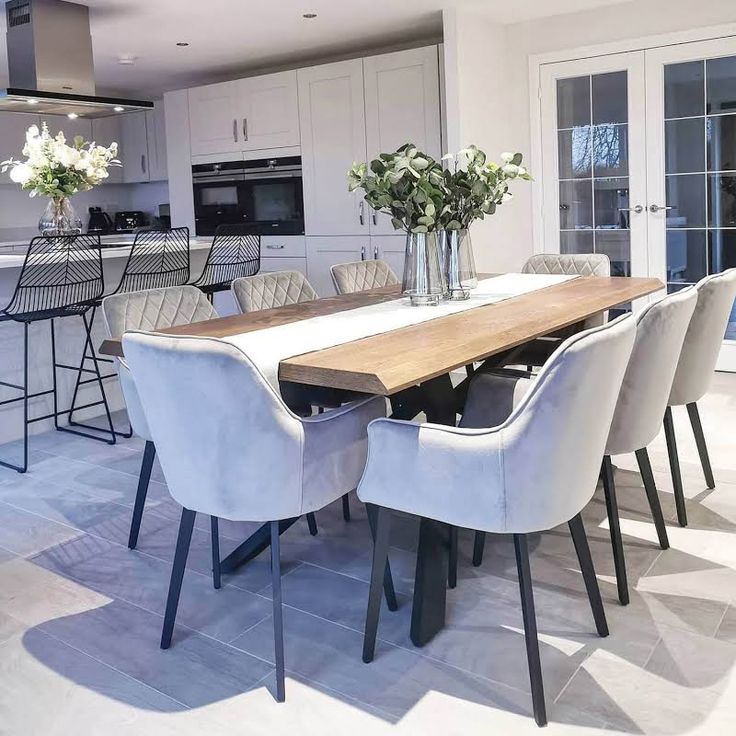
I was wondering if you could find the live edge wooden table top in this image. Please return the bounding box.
[99,276,664,393]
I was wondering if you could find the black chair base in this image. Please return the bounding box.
[663,407,688,526]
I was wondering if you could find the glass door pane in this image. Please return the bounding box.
[541,52,647,286]
[648,39,736,368]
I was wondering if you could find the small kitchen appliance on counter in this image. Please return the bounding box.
[113,211,148,233]
[87,207,114,235]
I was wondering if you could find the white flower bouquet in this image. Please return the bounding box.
[1,122,120,198]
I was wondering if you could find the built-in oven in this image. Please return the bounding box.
[191,156,304,236]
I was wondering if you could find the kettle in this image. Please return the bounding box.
[87,206,113,234]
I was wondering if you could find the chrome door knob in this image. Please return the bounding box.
[619,205,644,214]
[649,204,674,213]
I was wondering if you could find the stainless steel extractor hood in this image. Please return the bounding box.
[0,0,153,118]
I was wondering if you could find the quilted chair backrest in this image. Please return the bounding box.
[331,259,399,295]
[231,271,318,313]
[669,268,736,406]
[522,253,611,328]
[101,285,218,339]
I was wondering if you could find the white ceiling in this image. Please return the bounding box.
[0,0,631,97]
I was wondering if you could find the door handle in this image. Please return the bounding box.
[266,244,285,250]
[618,205,643,214]
[373,245,378,259]
[141,154,146,174]
[242,118,248,141]
[372,211,377,226]
[649,204,674,213]
[359,200,365,226]
[233,119,238,143]
[360,245,366,261]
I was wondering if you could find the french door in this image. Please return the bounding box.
[540,37,736,369]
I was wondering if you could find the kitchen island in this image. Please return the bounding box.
[0,234,240,446]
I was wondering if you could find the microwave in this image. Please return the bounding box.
[192,156,304,237]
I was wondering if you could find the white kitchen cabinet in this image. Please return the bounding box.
[120,111,150,183]
[306,236,369,296]
[363,46,442,235]
[146,104,168,181]
[188,80,242,156]
[91,115,124,184]
[298,60,368,237]
[239,71,299,151]
[371,235,406,281]
[0,111,38,164]
[260,256,307,275]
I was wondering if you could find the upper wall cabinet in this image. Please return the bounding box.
[363,47,442,235]
[42,114,92,143]
[188,80,242,156]
[188,71,300,156]
[298,59,368,236]
[120,111,151,183]
[239,71,300,150]
[91,115,124,184]
[146,105,168,181]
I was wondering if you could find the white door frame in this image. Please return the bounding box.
[538,52,648,279]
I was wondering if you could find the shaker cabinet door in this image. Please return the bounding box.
[188,80,243,156]
[91,115,124,184]
[146,104,168,181]
[120,111,150,183]
[306,236,369,297]
[0,112,39,164]
[298,60,368,236]
[364,46,442,235]
[372,235,406,282]
[239,71,300,151]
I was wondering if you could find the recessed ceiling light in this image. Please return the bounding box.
[176,42,189,47]
[67,112,79,119]
[302,13,317,19]
[113,106,125,112]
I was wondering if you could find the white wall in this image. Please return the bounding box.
[444,0,736,271]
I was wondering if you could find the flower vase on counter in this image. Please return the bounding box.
[1,122,120,237]
[38,196,83,235]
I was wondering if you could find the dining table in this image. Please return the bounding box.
[100,273,664,647]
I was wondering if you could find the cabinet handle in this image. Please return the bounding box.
[266,244,285,250]
[373,245,378,260]
[233,119,238,143]
[141,154,146,174]
[372,211,377,226]
[360,245,366,261]
[359,200,365,226]
[242,118,248,141]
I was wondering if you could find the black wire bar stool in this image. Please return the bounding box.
[66,226,191,437]
[190,224,260,300]
[0,234,117,473]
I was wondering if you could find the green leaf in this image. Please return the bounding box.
[511,153,523,166]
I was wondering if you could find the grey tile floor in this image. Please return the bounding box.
[1,373,736,734]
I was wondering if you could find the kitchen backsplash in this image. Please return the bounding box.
[0,180,169,242]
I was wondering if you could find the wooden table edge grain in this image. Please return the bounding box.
[279,276,664,395]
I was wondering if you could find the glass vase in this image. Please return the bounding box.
[38,197,83,236]
[440,229,478,300]
[402,231,446,306]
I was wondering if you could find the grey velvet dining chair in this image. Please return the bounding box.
[101,286,219,560]
[330,259,399,294]
[358,314,637,727]
[664,269,736,526]
[122,329,389,703]
[464,287,698,606]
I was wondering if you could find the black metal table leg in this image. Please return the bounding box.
[219,517,299,573]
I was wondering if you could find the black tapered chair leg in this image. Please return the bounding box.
[448,526,458,589]
[568,514,609,637]
[366,503,398,611]
[128,441,156,549]
[161,508,196,649]
[472,531,486,567]
[687,402,715,490]
[664,406,688,526]
[601,456,629,606]
[635,447,670,550]
[211,516,221,590]
[342,493,351,522]
[513,534,547,728]
[306,512,318,536]
[270,520,286,702]
[363,505,392,663]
